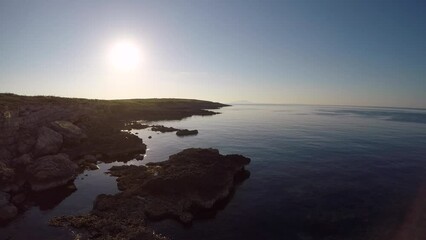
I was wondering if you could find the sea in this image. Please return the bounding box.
[1,104,426,240]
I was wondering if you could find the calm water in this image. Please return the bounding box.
[2,105,426,240]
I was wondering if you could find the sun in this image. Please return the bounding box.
[108,40,141,71]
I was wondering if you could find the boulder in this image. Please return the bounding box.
[11,154,32,167]
[51,121,87,145]
[33,127,63,157]
[26,153,78,191]
[17,133,36,155]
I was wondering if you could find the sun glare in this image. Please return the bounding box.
[108,40,141,71]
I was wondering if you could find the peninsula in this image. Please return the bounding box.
[0,93,248,227]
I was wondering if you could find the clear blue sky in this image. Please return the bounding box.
[0,0,425,108]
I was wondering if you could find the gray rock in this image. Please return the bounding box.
[33,127,63,157]
[50,121,87,145]
[26,153,78,191]
[0,204,18,221]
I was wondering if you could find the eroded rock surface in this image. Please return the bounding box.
[26,153,78,191]
[33,127,63,157]
[50,148,250,239]
[51,120,87,145]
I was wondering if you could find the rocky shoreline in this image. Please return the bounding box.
[0,94,227,223]
[50,148,250,240]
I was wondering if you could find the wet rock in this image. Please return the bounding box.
[148,136,152,139]
[26,153,78,191]
[50,148,249,239]
[51,120,87,145]
[176,129,198,137]
[0,204,18,221]
[111,149,250,222]
[86,163,99,171]
[122,122,150,130]
[135,154,144,160]
[50,212,169,240]
[33,127,63,157]
[150,125,179,133]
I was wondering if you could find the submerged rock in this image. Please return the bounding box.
[33,127,63,157]
[50,148,250,239]
[26,153,78,191]
[176,129,198,137]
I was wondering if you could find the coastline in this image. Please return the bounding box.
[0,93,235,227]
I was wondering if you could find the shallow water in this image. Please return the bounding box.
[1,105,426,240]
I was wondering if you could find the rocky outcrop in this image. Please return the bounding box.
[150,125,179,133]
[176,129,198,137]
[33,127,63,157]
[50,120,87,145]
[17,133,36,155]
[26,153,78,191]
[0,94,228,223]
[50,148,250,239]
[122,122,150,130]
